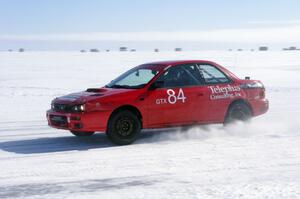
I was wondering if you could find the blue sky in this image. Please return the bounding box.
[1,0,300,50]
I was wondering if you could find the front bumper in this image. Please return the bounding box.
[46,110,110,132]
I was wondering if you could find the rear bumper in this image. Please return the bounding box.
[46,110,110,132]
[250,98,269,117]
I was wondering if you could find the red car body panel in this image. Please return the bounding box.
[47,60,269,132]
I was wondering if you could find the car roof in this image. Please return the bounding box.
[140,60,219,71]
[139,60,238,79]
[145,60,215,66]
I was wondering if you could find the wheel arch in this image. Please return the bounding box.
[225,99,253,119]
[107,105,143,130]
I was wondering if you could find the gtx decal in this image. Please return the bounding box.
[156,88,186,104]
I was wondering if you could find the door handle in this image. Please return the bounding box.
[198,93,204,97]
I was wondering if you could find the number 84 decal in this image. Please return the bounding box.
[156,88,187,105]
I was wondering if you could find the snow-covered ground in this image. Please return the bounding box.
[0,51,299,198]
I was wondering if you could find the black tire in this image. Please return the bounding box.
[107,110,141,145]
[224,102,252,125]
[70,131,95,137]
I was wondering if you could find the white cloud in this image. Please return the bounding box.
[1,26,300,43]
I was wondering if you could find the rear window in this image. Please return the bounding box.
[198,64,230,84]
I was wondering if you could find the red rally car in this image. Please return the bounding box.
[47,60,269,145]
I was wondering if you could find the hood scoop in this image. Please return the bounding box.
[86,88,101,92]
[86,88,108,96]
[86,88,108,92]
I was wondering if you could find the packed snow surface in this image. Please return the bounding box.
[0,51,299,198]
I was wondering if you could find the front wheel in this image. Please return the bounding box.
[107,110,141,145]
[224,102,252,125]
[70,131,95,137]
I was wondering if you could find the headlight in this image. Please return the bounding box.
[72,104,85,112]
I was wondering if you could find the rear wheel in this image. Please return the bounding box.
[70,131,95,137]
[224,102,252,125]
[107,110,141,145]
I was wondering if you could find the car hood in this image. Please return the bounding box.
[52,87,137,105]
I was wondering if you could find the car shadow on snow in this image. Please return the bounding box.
[0,133,114,154]
[0,128,185,154]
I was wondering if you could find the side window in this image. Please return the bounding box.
[198,64,230,84]
[157,65,200,88]
[182,64,204,84]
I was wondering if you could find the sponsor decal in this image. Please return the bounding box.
[209,85,241,100]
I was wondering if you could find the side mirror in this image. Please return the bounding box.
[149,81,164,90]
[245,76,250,80]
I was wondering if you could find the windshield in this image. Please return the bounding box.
[106,67,159,89]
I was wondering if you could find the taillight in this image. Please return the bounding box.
[259,88,265,99]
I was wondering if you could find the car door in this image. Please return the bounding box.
[194,63,235,122]
[145,64,202,127]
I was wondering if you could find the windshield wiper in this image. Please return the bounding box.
[106,84,146,89]
[107,84,132,89]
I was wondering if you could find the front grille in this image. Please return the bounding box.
[53,103,72,113]
[50,115,68,127]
